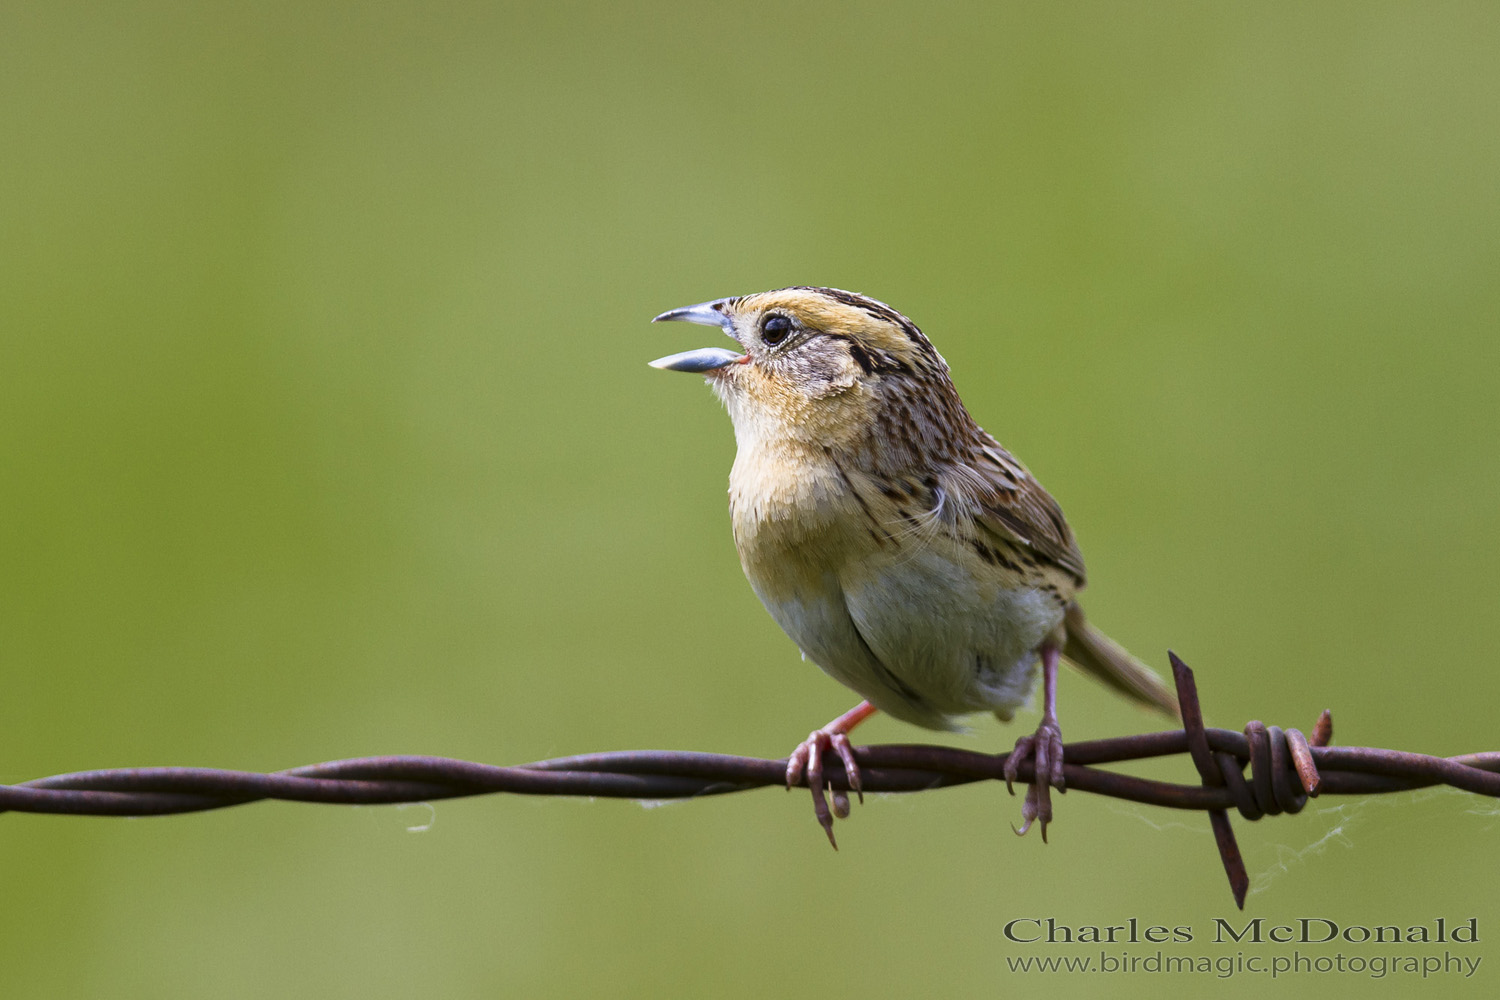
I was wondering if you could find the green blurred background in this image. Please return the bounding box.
[4,3,1498,996]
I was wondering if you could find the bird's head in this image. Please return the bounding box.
[650,286,953,449]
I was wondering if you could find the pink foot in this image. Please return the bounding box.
[1003,644,1065,841]
[785,701,877,849]
[1004,717,1065,841]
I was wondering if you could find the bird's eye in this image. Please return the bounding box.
[761,314,792,346]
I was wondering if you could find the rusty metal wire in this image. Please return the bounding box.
[4,655,1496,908]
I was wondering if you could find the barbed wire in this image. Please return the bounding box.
[4,655,1496,908]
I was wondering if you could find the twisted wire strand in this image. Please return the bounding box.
[12,739,1499,817]
[4,655,1496,907]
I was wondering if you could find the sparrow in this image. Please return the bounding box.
[650,286,1177,844]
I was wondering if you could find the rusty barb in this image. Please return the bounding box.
[5,654,1498,909]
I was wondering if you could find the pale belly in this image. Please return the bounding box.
[748,539,1065,729]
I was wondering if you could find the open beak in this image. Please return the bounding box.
[648,347,747,373]
[649,298,748,373]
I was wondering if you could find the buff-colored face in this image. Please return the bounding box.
[651,286,945,446]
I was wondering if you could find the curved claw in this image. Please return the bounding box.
[786,729,865,850]
[1005,719,1065,841]
[783,701,877,848]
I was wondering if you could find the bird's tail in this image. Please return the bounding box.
[1062,602,1180,718]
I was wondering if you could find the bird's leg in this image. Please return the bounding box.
[1004,644,1065,841]
[785,700,877,849]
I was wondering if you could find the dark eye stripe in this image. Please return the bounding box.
[846,340,876,375]
[789,285,943,368]
[827,334,909,377]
